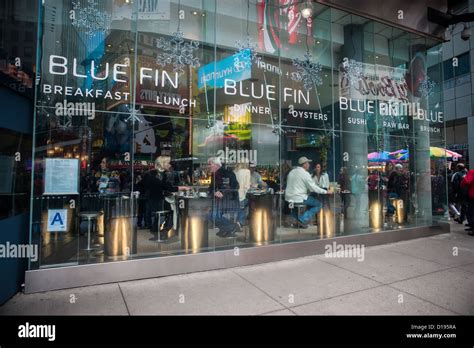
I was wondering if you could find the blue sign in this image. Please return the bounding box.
[48,209,68,232]
[198,49,252,89]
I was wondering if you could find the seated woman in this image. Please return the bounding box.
[312,163,330,209]
[143,156,189,240]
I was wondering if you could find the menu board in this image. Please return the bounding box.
[44,158,79,195]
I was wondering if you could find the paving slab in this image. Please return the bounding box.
[262,309,296,316]
[430,230,474,248]
[118,269,284,315]
[291,285,456,315]
[0,283,128,315]
[319,248,449,284]
[233,257,380,307]
[457,262,474,274]
[390,268,474,315]
[384,237,474,267]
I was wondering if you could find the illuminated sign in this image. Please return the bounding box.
[198,50,252,89]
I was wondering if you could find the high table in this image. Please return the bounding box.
[103,194,137,257]
[178,195,211,253]
[247,190,276,244]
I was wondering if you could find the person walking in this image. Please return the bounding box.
[452,163,468,223]
[460,168,474,236]
[387,163,409,221]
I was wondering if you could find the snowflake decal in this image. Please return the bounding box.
[156,31,200,75]
[234,38,261,71]
[291,53,323,91]
[342,59,363,85]
[57,114,73,129]
[418,77,436,97]
[326,127,339,138]
[272,124,287,135]
[71,0,111,37]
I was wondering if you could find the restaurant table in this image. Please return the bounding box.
[368,191,384,230]
[103,194,137,257]
[247,190,276,243]
[178,194,211,253]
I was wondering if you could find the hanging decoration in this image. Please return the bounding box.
[418,77,436,97]
[234,38,261,71]
[235,0,262,71]
[342,59,363,85]
[291,53,322,91]
[156,31,200,75]
[71,0,111,37]
[57,113,73,129]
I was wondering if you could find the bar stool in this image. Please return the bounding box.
[79,211,101,251]
[288,202,306,231]
[154,210,170,243]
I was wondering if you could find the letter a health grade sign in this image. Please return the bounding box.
[47,209,68,232]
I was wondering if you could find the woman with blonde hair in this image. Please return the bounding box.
[143,155,189,240]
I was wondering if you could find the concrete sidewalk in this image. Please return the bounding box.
[1,222,473,316]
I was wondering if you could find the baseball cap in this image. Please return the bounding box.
[298,156,312,165]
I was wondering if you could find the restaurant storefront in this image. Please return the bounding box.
[26,0,449,292]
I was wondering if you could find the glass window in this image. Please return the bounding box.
[30,0,446,270]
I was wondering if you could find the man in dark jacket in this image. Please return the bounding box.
[460,168,474,236]
[452,163,468,223]
[208,156,239,237]
[387,163,409,221]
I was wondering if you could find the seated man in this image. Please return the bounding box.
[250,161,267,189]
[208,157,240,237]
[285,156,332,228]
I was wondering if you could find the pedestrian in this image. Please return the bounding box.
[460,168,474,236]
[452,163,468,223]
[387,163,409,221]
[447,168,461,219]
